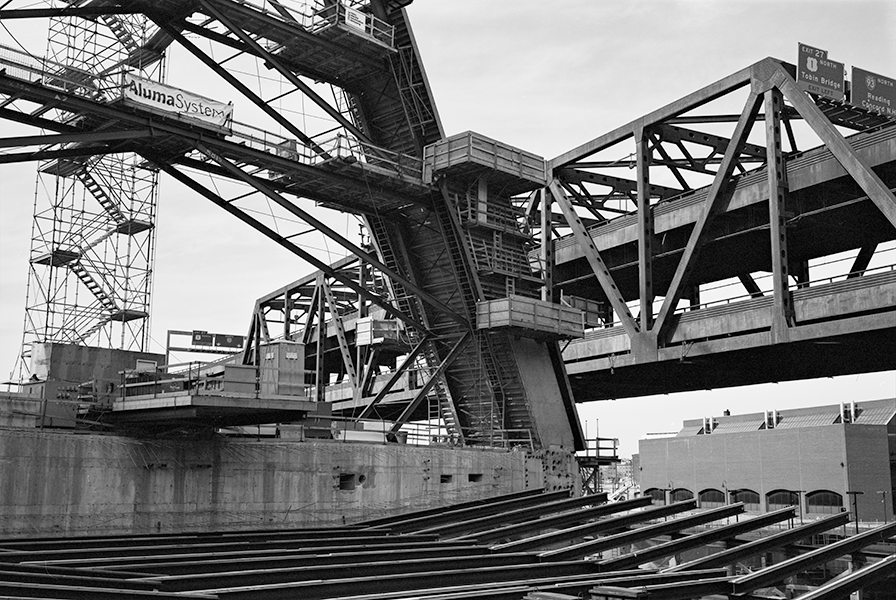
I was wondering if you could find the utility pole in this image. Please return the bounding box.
[878,490,889,523]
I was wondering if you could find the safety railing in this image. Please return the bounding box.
[117,360,308,402]
[578,436,619,461]
[213,124,422,181]
[0,43,106,98]
[310,1,395,48]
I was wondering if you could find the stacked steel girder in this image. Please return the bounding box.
[0,488,893,598]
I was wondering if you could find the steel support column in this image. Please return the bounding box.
[540,188,554,302]
[636,129,654,332]
[766,87,795,343]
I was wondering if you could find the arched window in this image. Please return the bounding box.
[699,488,725,508]
[644,488,666,505]
[671,488,694,503]
[767,489,799,511]
[806,490,843,514]
[732,489,761,512]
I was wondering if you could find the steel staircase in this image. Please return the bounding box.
[77,170,127,225]
[99,14,141,54]
[69,261,119,314]
[366,215,463,438]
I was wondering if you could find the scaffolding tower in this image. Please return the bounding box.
[15,7,163,377]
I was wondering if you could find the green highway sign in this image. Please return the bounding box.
[851,66,896,117]
[797,43,844,100]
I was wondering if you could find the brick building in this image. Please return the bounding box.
[638,398,896,522]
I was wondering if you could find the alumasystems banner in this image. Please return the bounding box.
[123,73,233,131]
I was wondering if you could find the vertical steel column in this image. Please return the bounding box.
[540,188,554,303]
[636,129,654,332]
[314,275,326,403]
[283,291,292,339]
[765,88,794,343]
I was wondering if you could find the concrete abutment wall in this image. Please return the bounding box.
[0,429,578,538]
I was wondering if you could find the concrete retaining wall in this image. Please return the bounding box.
[0,429,576,538]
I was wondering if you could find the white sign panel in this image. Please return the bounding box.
[123,73,233,130]
[344,7,367,31]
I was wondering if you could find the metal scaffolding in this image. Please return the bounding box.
[13,7,163,377]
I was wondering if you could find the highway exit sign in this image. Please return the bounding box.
[797,43,844,100]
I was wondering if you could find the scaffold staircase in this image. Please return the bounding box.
[69,261,118,314]
[99,14,140,54]
[77,170,127,225]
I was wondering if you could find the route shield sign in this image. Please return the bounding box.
[851,67,896,117]
[797,43,844,100]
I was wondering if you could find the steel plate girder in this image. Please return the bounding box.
[416,493,608,537]
[792,554,896,600]
[539,502,746,561]
[730,521,896,595]
[665,511,850,573]
[491,500,697,553]
[598,506,795,571]
[451,496,653,544]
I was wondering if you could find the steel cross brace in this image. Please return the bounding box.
[548,179,640,339]
[356,336,428,420]
[652,88,764,341]
[388,330,472,436]
[149,16,332,160]
[196,141,470,329]
[196,0,372,145]
[156,160,430,334]
[321,279,360,396]
[556,168,682,201]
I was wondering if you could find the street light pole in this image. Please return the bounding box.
[846,490,864,534]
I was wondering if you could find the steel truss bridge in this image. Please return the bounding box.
[0,1,894,447]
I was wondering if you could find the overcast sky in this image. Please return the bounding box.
[1,1,894,455]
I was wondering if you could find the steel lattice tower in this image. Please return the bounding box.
[15,5,163,377]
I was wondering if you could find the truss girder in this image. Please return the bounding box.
[545,57,895,396]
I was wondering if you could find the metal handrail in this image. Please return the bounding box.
[310,2,395,48]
